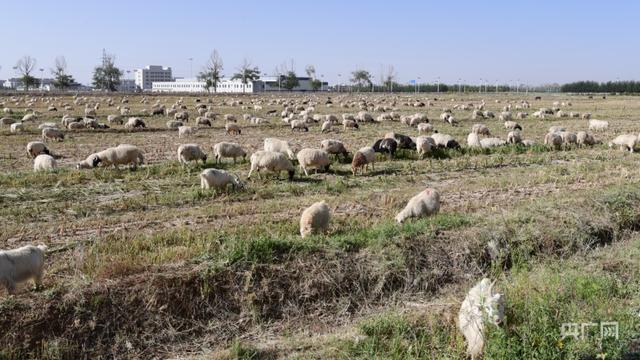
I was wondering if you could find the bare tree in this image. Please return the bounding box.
[198,50,224,93]
[383,65,397,92]
[51,56,75,90]
[231,58,260,93]
[16,56,38,90]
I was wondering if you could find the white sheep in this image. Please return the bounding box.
[503,121,522,131]
[10,122,24,133]
[544,132,563,149]
[33,154,57,172]
[93,144,144,169]
[248,150,295,180]
[300,201,331,238]
[178,126,195,138]
[608,134,638,153]
[416,136,434,158]
[125,117,146,129]
[26,141,50,158]
[0,244,48,294]
[320,139,349,159]
[296,148,331,176]
[76,153,99,169]
[225,122,241,135]
[321,120,332,133]
[431,133,460,149]
[507,131,522,144]
[588,119,609,131]
[213,142,247,164]
[417,123,434,134]
[471,124,491,136]
[200,168,243,191]
[576,131,597,147]
[177,144,207,165]
[351,147,376,175]
[458,278,505,360]
[264,138,296,159]
[343,119,359,130]
[395,188,440,223]
[291,119,309,132]
[166,120,183,129]
[42,128,64,142]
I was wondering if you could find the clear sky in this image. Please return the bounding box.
[2,0,638,86]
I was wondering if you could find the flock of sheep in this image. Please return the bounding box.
[0,92,631,358]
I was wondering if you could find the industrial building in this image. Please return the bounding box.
[134,65,172,90]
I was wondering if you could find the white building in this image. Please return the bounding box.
[117,79,137,92]
[152,78,263,93]
[134,65,172,90]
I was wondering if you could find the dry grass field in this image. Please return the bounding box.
[1,91,639,359]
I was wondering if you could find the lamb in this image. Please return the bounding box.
[291,119,309,132]
[125,117,146,129]
[588,119,609,131]
[178,126,195,138]
[431,133,461,149]
[417,123,434,134]
[300,201,331,238]
[320,139,349,160]
[544,132,563,149]
[213,142,247,164]
[395,188,440,223]
[166,120,183,129]
[458,278,505,360]
[177,144,207,165]
[351,147,376,175]
[33,154,57,172]
[608,134,638,153]
[296,148,331,176]
[10,122,24,133]
[503,121,522,131]
[343,119,359,130]
[225,122,241,135]
[471,124,491,136]
[248,150,295,180]
[42,128,64,142]
[373,138,398,158]
[416,136,434,158]
[200,168,243,191]
[0,245,48,294]
[264,138,295,159]
[26,141,50,158]
[576,131,598,147]
[92,144,144,169]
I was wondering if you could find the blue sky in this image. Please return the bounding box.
[2,0,638,85]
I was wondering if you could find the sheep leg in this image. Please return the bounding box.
[34,273,43,290]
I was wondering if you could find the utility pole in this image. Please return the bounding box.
[188,58,193,78]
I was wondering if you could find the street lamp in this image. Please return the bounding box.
[417,76,422,93]
[436,77,440,93]
[458,78,462,93]
[188,58,194,78]
[338,73,342,92]
[39,68,44,91]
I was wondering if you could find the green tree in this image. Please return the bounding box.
[92,52,123,92]
[51,56,75,90]
[311,79,322,91]
[15,56,38,91]
[231,58,260,93]
[281,71,300,90]
[351,69,373,92]
[197,50,224,93]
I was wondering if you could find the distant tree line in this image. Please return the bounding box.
[561,81,640,93]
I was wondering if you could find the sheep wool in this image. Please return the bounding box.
[248,150,295,180]
[395,188,441,223]
[300,201,331,238]
[213,142,247,164]
[26,141,49,158]
[94,144,144,169]
[178,144,207,165]
[296,148,331,176]
[0,245,48,294]
[264,138,295,159]
[33,154,57,172]
[200,168,242,190]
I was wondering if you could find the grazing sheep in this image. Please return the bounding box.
[0,245,48,294]
[507,130,522,144]
[248,150,295,180]
[608,134,638,153]
[320,139,349,160]
[33,154,57,172]
[431,133,461,149]
[582,113,592,120]
[42,128,64,142]
[576,131,598,147]
[356,111,374,122]
[468,133,506,148]
[588,119,609,131]
[503,121,522,131]
[544,132,563,149]
[417,123,434,134]
[483,111,495,119]
[125,117,146,129]
[264,138,295,159]
[92,144,144,169]
[416,136,434,158]
[22,113,37,122]
[213,142,247,164]
[386,132,416,150]
[196,117,212,127]
[10,122,24,133]
[200,168,243,191]
[458,278,505,360]
[175,111,189,122]
[76,153,99,170]
[321,120,332,133]
[343,119,359,130]
[395,188,440,223]
[26,141,50,158]
[291,119,309,132]
[559,131,578,146]
[224,122,241,135]
[167,120,183,129]
[177,144,207,165]
[300,201,331,238]
[373,138,398,158]
[1,117,15,126]
[499,111,512,121]
[296,148,331,176]
[178,126,195,138]
[223,114,237,122]
[471,124,491,136]
[351,147,376,175]
[68,122,85,130]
